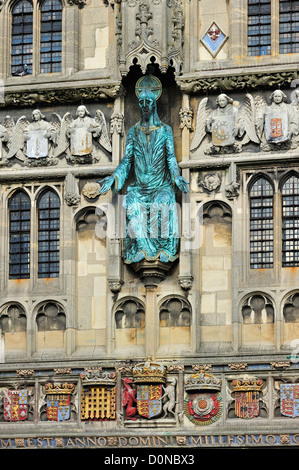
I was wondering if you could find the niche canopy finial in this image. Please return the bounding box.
[135,75,162,101]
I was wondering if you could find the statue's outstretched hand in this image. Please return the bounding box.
[98,175,115,194]
[175,175,189,193]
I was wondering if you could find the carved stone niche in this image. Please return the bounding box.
[115,0,184,76]
[0,303,26,333]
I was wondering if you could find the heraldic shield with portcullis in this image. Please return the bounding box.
[184,370,223,425]
[122,360,167,420]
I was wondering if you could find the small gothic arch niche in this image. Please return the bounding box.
[0,303,26,333]
[159,296,192,349]
[242,294,274,324]
[75,207,107,245]
[36,301,66,331]
[115,298,145,329]
[241,293,275,350]
[114,297,145,348]
[203,201,232,225]
[283,292,299,323]
[159,297,191,328]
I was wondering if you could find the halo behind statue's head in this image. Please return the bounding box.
[135,75,162,101]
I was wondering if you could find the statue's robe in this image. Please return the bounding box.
[113,121,180,264]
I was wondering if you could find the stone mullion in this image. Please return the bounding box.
[32,0,40,76]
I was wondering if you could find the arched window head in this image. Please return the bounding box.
[9,191,31,279]
[11,0,33,75]
[38,189,60,278]
[40,0,62,73]
[282,175,299,267]
[249,177,274,269]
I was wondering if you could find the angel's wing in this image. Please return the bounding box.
[3,115,15,147]
[51,112,62,143]
[239,93,260,145]
[190,97,211,152]
[54,112,73,157]
[95,109,112,153]
[6,115,29,160]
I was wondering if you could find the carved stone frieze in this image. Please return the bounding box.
[177,71,298,94]
[1,84,125,109]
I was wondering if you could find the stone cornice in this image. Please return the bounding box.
[0,81,125,109]
[176,70,299,94]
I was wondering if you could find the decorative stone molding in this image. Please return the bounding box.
[179,107,193,130]
[270,362,291,369]
[110,112,124,136]
[0,83,124,109]
[176,71,298,94]
[178,274,193,291]
[108,278,124,293]
[66,0,86,7]
[82,182,101,200]
[228,363,248,370]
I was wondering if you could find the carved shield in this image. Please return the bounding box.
[47,394,71,421]
[3,390,28,421]
[26,130,48,158]
[234,390,260,419]
[70,128,92,156]
[280,384,299,418]
[211,114,235,146]
[184,392,222,425]
[265,108,288,143]
[136,384,162,419]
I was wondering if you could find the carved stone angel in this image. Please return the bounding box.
[6,110,60,165]
[255,89,298,151]
[190,93,259,155]
[55,105,112,163]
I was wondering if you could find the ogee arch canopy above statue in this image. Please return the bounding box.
[99,76,188,265]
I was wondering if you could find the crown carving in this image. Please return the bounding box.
[232,378,263,392]
[80,370,116,387]
[133,360,166,384]
[185,372,221,392]
[45,383,75,395]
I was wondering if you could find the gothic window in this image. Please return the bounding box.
[247,0,271,56]
[279,0,299,54]
[40,0,62,73]
[9,191,31,279]
[10,0,62,75]
[36,301,66,331]
[281,175,299,267]
[11,0,33,75]
[37,189,60,278]
[159,297,191,327]
[249,177,274,269]
[115,299,145,329]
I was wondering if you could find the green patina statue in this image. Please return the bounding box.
[99,76,188,264]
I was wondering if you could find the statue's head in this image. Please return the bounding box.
[270,90,286,104]
[32,109,45,121]
[216,93,233,108]
[138,89,160,125]
[77,105,90,118]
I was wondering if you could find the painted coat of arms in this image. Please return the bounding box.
[184,371,223,425]
[45,383,75,422]
[232,379,263,419]
[136,384,162,419]
[280,383,299,418]
[3,389,28,421]
[131,361,166,420]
